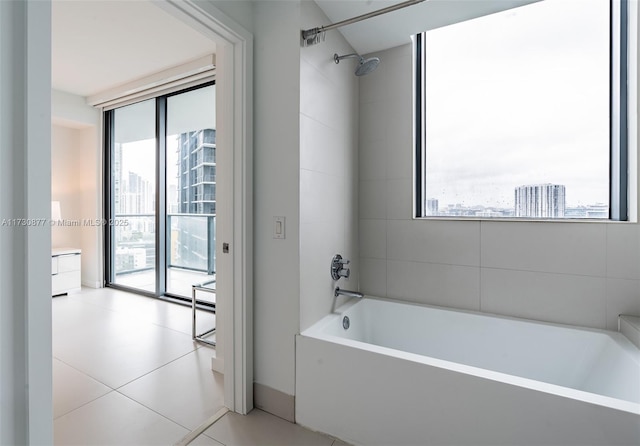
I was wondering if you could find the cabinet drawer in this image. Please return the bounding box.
[52,271,81,295]
[52,257,58,275]
[56,254,81,272]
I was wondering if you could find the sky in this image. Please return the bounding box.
[115,85,216,197]
[423,0,610,208]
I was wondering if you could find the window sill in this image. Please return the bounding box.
[413,216,637,224]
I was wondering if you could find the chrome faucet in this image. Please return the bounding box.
[334,287,363,299]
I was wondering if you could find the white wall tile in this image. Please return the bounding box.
[359,101,387,144]
[359,258,387,297]
[301,169,344,225]
[359,180,386,220]
[300,62,356,134]
[299,58,331,123]
[606,223,640,279]
[481,222,607,277]
[481,268,606,329]
[299,1,359,333]
[300,222,345,331]
[385,97,413,154]
[359,219,387,259]
[605,278,640,330]
[299,115,344,177]
[386,178,413,220]
[387,219,480,266]
[359,63,387,105]
[387,260,480,311]
[386,135,413,180]
[360,139,386,181]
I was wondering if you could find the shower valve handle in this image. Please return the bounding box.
[331,254,351,280]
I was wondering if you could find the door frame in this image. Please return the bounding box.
[153,0,254,414]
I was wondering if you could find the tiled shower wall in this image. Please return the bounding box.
[299,1,359,331]
[359,43,640,331]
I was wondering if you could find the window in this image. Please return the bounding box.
[105,83,217,301]
[415,0,628,220]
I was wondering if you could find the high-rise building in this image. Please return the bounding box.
[514,183,566,218]
[176,128,216,215]
[113,142,154,216]
[172,128,216,273]
[425,198,439,216]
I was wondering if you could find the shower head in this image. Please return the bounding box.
[334,53,380,76]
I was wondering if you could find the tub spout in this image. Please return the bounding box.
[334,287,363,299]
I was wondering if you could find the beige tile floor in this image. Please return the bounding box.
[53,287,346,446]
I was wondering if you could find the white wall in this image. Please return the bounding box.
[248,0,361,403]
[359,43,640,331]
[52,89,102,288]
[0,1,52,443]
[299,1,359,331]
[52,124,82,247]
[252,0,301,398]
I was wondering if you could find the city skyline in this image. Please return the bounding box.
[426,182,607,219]
[423,0,609,209]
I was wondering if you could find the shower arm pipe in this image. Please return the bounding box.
[301,0,426,45]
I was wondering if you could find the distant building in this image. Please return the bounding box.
[176,128,216,215]
[426,198,439,216]
[514,184,566,218]
[172,128,216,273]
[565,203,608,219]
[113,143,154,216]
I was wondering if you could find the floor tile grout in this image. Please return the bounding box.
[53,288,343,446]
[113,345,202,391]
[53,389,116,421]
[115,390,197,433]
[53,289,224,441]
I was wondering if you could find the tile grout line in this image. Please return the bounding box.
[173,407,229,446]
[114,346,202,391]
[113,387,226,436]
[52,389,116,421]
[51,357,116,420]
[53,291,223,442]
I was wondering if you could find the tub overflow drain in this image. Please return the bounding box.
[342,316,350,330]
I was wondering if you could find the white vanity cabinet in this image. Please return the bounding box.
[52,248,81,296]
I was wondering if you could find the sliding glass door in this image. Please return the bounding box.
[166,86,216,297]
[106,83,216,301]
[109,99,157,293]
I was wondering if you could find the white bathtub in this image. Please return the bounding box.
[296,297,640,445]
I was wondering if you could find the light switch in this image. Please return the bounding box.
[274,216,285,239]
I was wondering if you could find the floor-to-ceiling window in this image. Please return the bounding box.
[105,83,216,302]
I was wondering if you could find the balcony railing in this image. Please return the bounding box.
[113,213,215,276]
[168,213,215,274]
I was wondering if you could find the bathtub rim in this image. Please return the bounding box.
[300,295,640,415]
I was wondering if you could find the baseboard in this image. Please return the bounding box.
[81,280,102,289]
[253,382,295,423]
[211,355,224,374]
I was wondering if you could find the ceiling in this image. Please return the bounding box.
[314,0,540,55]
[52,0,217,98]
[52,0,541,98]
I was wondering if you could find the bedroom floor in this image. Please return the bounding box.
[52,287,347,445]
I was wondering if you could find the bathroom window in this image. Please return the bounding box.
[415,0,628,220]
